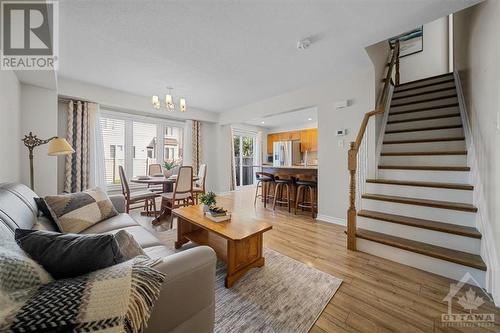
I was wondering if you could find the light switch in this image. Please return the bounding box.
[338,140,344,148]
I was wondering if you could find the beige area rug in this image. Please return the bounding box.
[136,223,342,333]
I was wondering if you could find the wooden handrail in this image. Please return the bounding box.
[347,40,400,251]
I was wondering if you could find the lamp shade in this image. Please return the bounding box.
[47,138,74,156]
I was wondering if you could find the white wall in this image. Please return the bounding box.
[453,0,500,302]
[0,70,21,183]
[20,84,58,196]
[217,68,376,221]
[399,18,450,83]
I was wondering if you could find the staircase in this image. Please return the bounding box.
[354,72,487,286]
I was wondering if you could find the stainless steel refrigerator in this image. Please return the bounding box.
[273,141,301,167]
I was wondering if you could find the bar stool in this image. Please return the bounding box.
[273,174,294,212]
[254,172,275,208]
[295,175,317,218]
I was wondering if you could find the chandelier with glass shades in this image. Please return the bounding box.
[152,87,187,112]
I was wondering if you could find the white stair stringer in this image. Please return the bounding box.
[357,238,486,288]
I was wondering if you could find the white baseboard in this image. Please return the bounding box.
[316,214,346,226]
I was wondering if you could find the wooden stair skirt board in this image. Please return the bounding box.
[391,87,456,100]
[357,210,481,238]
[394,78,455,94]
[355,229,486,271]
[395,73,454,89]
[378,165,470,171]
[380,151,467,156]
[387,113,461,124]
[389,103,459,116]
[385,125,462,134]
[383,137,465,144]
[361,193,477,212]
[365,179,473,190]
[391,94,458,107]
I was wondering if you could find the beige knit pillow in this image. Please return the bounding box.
[44,188,118,233]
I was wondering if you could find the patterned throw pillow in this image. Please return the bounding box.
[0,224,53,321]
[44,188,118,233]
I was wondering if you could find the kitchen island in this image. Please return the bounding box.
[261,165,317,178]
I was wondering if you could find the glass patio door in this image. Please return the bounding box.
[233,133,256,187]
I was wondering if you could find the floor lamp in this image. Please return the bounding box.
[22,132,75,191]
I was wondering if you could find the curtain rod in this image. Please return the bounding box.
[58,97,95,104]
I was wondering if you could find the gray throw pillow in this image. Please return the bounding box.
[15,229,125,279]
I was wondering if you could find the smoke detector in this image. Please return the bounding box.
[297,38,312,50]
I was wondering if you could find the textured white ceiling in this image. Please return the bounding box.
[58,0,479,112]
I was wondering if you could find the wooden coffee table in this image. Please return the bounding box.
[173,205,272,288]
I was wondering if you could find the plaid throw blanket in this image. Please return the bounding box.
[1,256,165,333]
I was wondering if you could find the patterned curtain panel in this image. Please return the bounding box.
[64,101,90,193]
[192,120,202,174]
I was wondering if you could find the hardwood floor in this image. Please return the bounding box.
[132,187,500,332]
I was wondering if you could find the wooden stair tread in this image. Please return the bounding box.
[390,103,459,116]
[358,210,481,238]
[395,73,454,88]
[378,165,470,171]
[387,113,461,124]
[394,78,455,94]
[391,94,458,107]
[383,137,465,144]
[361,193,478,212]
[365,179,473,190]
[355,229,486,271]
[380,151,466,156]
[385,124,462,134]
[392,87,456,100]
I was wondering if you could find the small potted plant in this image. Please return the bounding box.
[199,191,216,213]
[163,160,178,178]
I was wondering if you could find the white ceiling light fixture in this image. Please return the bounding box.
[152,87,187,112]
[308,117,313,121]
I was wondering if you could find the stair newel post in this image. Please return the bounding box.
[347,141,357,251]
[395,40,400,86]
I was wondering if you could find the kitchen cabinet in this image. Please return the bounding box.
[267,128,317,154]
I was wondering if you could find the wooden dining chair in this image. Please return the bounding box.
[148,163,163,176]
[193,164,207,204]
[147,163,164,193]
[160,166,194,227]
[118,166,158,218]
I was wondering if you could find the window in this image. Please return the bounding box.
[100,112,184,186]
[233,133,256,187]
[132,122,157,177]
[100,118,125,184]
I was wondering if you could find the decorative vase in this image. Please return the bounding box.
[163,169,174,178]
[203,205,210,213]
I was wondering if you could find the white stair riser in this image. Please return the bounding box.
[392,90,457,106]
[395,75,455,91]
[384,127,464,141]
[357,239,486,288]
[386,116,462,132]
[377,169,469,183]
[380,155,467,167]
[389,106,459,121]
[382,141,466,153]
[358,216,480,254]
[362,198,476,226]
[393,81,455,98]
[365,183,473,204]
[390,97,458,113]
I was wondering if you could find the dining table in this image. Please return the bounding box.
[130,175,199,224]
